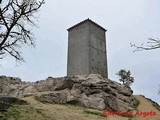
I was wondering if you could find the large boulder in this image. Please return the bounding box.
[40,74,137,111]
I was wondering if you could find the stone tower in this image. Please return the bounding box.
[67,19,108,78]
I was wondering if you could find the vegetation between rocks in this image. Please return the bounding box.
[34,96,51,104]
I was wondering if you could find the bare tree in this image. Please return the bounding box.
[131,38,160,96]
[131,38,160,52]
[0,0,45,62]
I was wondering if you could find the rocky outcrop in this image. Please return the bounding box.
[0,74,136,112]
[0,76,33,97]
[40,74,136,111]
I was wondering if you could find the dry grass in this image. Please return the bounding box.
[23,96,107,120]
[1,94,160,120]
[132,95,160,120]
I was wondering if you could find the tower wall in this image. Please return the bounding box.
[67,19,108,78]
[67,21,90,76]
[88,22,108,78]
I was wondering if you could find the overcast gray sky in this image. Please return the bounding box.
[1,0,160,103]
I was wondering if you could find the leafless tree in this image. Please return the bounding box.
[0,0,44,62]
[131,38,160,97]
[131,38,160,52]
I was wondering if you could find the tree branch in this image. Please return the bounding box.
[131,38,160,52]
[0,0,44,62]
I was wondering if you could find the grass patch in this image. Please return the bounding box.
[121,114,134,120]
[84,110,105,117]
[84,110,100,115]
[133,97,140,110]
[34,96,51,104]
[2,105,20,120]
[1,104,50,120]
[36,108,43,114]
[34,108,48,118]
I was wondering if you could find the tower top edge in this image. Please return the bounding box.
[67,18,107,32]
